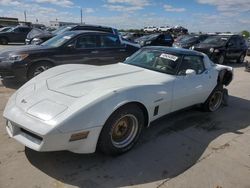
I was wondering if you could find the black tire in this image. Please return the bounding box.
[237,53,245,64]
[27,61,53,80]
[203,86,224,112]
[0,37,8,45]
[217,54,225,64]
[98,104,145,155]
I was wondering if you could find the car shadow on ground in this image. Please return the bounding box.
[25,96,250,188]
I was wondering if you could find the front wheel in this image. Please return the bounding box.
[27,62,53,80]
[203,86,223,112]
[98,104,145,155]
[0,38,8,45]
[237,53,245,64]
[217,55,225,64]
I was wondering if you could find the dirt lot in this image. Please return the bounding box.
[0,45,250,188]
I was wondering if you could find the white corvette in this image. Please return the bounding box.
[3,47,233,155]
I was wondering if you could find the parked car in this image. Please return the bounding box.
[143,26,157,32]
[26,24,120,45]
[3,47,233,155]
[193,34,248,64]
[173,34,210,49]
[158,26,171,32]
[135,33,174,47]
[0,27,13,32]
[0,26,31,44]
[245,60,250,72]
[0,31,139,81]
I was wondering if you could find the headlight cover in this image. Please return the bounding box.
[8,54,29,61]
[210,48,214,53]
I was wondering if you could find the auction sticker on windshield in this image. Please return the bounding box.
[160,53,178,61]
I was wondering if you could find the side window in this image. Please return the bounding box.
[18,28,29,33]
[164,35,172,41]
[178,56,205,75]
[100,34,121,48]
[75,35,98,48]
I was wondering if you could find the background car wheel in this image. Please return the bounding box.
[237,53,245,64]
[28,62,53,80]
[218,55,225,64]
[98,104,145,155]
[203,86,224,112]
[0,38,8,45]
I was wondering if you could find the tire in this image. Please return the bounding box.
[237,53,245,64]
[27,61,53,80]
[0,37,8,45]
[98,104,145,155]
[217,54,225,64]
[203,86,224,112]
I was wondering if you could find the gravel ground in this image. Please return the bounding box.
[0,44,250,188]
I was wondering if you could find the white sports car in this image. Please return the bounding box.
[3,47,233,155]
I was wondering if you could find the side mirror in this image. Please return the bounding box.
[227,42,233,47]
[185,69,196,76]
[67,44,75,49]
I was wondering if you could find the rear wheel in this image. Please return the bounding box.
[98,104,144,155]
[0,38,8,45]
[237,53,245,64]
[27,62,53,80]
[203,86,223,112]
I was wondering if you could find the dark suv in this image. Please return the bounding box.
[0,31,139,81]
[135,33,174,47]
[0,26,31,44]
[26,24,119,45]
[193,34,247,64]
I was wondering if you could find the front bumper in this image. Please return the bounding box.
[6,120,102,153]
[0,60,27,80]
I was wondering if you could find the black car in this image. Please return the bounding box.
[0,31,139,81]
[247,40,250,56]
[0,26,31,45]
[135,33,174,47]
[26,24,119,45]
[193,34,248,64]
[173,34,210,49]
[122,32,144,42]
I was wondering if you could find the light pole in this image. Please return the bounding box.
[80,8,83,24]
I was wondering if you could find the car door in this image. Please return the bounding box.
[98,34,129,64]
[226,36,238,59]
[11,27,30,42]
[53,34,101,65]
[171,55,213,112]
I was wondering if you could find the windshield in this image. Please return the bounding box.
[52,26,73,35]
[138,34,159,41]
[202,36,229,45]
[180,35,198,43]
[124,49,181,75]
[41,32,75,47]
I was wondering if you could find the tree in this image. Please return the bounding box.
[241,30,250,38]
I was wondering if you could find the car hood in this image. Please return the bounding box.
[27,32,54,40]
[0,45,54,56]
[46,63,169,97]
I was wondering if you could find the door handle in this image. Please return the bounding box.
[91,50,99,54]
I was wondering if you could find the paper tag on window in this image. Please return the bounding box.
[160,53,178,61]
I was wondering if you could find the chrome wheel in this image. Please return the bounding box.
[111,114,138,148]
[33,65,50,77]
[218,55,224,64]
[209,91,223,111]
[239,54,245,63]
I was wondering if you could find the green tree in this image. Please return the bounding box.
[241,30,250,38]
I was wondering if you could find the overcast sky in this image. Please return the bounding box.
[0,0,250,32]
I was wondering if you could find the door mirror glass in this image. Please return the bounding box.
[185,69,196,76]
[67,44,75,49]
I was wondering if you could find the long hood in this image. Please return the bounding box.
[46,63,167,97]
[195,43,223,49]
[0,45,54,56]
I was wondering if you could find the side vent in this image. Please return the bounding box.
[154,106,159,116]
